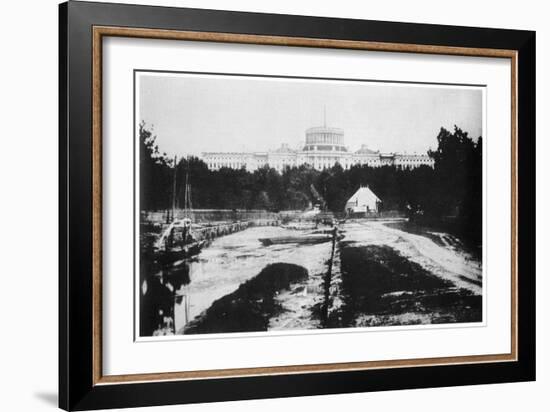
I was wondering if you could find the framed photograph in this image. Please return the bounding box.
[59,1,535,410]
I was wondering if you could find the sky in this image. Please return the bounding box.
[138,72,483,158]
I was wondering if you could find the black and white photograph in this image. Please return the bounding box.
[137,71,484,337]
[1,0,540,410]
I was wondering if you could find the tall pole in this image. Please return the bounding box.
[171,155,177,221]
[184,156,190,219]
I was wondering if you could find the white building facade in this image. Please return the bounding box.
[202,125,434,172]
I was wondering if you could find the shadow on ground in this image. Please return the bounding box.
[184,262,308,334]
[34,392,58,407]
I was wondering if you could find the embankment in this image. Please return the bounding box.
[327,244,482,327]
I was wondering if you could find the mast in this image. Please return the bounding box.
[184,162,189,218]
[171,155,177,221]
[184,156,193,220]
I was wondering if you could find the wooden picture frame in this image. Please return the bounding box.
[59,1,535,410]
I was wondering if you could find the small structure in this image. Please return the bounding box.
[345,185,381,216]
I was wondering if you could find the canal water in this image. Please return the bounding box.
[140,226,333,335]
[140,220,483,336]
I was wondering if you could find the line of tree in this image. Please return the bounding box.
[140,122,482,243]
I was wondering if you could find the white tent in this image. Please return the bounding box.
[345,186,381,214]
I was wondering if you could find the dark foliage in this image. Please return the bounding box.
[139,121,173,211]
[140,123,482,243]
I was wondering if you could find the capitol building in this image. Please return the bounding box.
[202,124,434,172]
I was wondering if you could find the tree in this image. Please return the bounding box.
[427,126,479,217]
[138,121,481,244]
[425,126,482,244]
[139,122,172,211]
